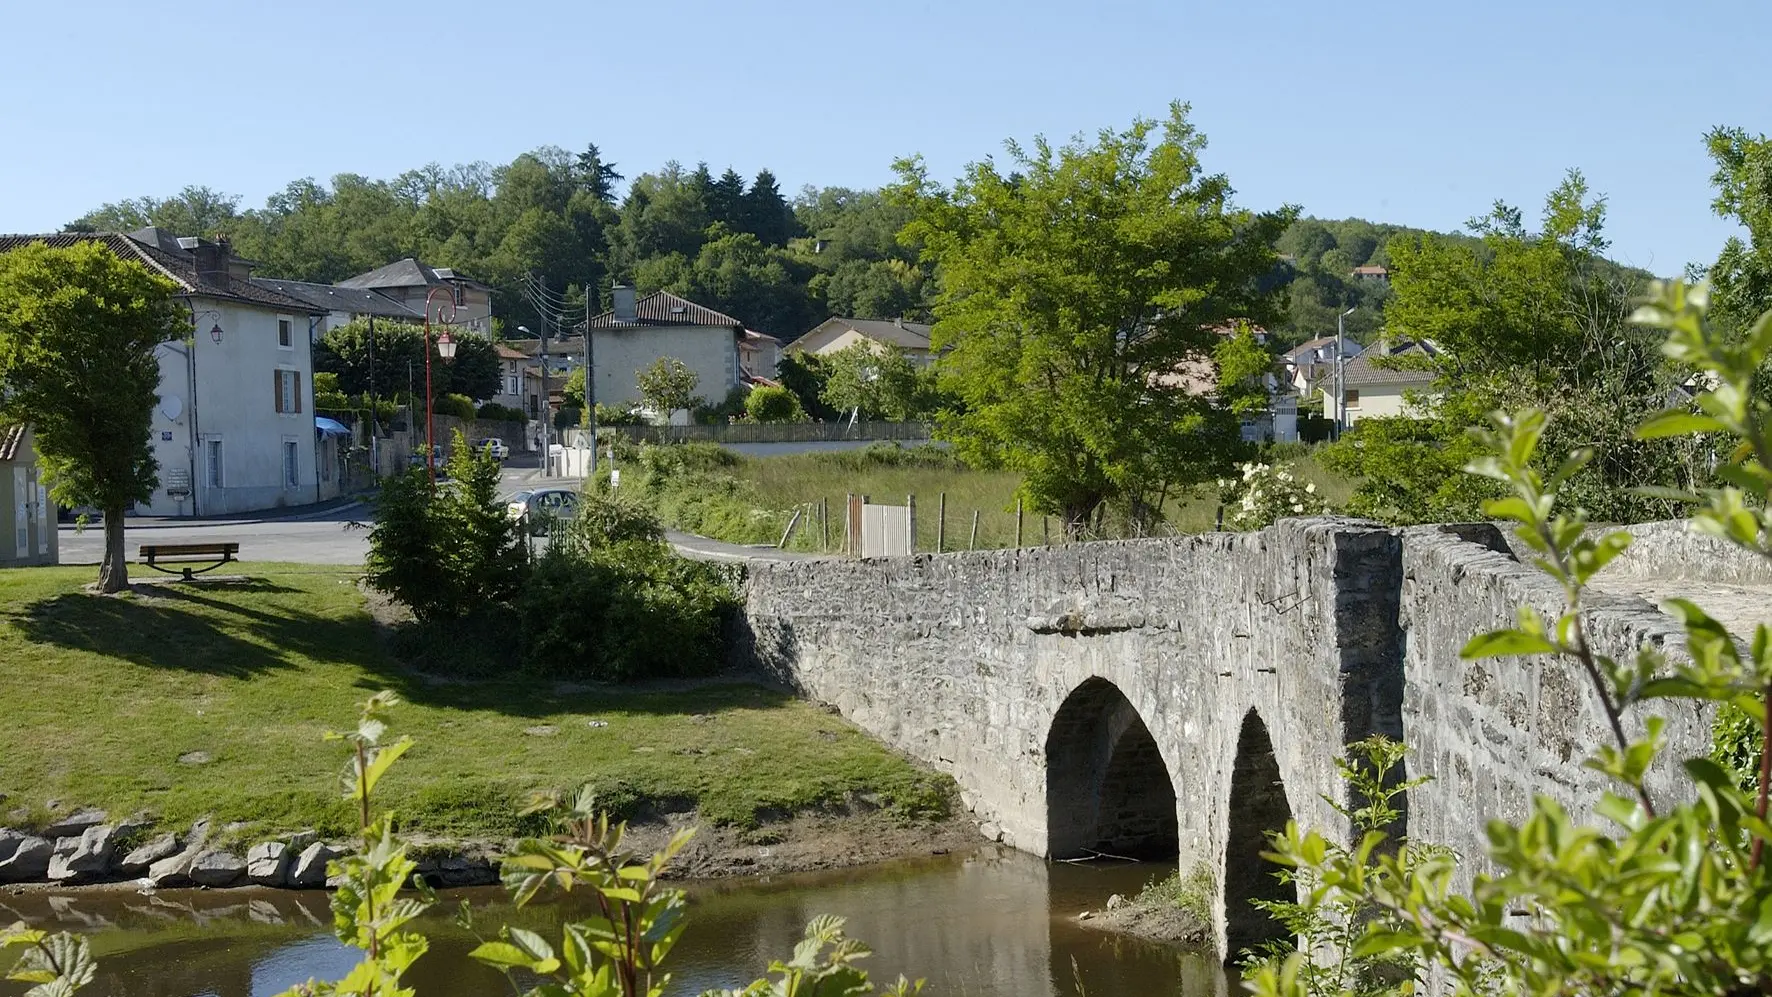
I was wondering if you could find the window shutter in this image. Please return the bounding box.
[273,371,283,413]
[295,371,302,413]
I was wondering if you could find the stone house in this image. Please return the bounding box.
[582,287,744,411]
[335,259,494,336]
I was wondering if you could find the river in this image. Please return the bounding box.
[1,846,1230,996]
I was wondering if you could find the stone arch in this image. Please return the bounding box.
[1223,708,1296,957]
[1044,677,1179,859]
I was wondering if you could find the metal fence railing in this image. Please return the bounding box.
[595,421,933,445]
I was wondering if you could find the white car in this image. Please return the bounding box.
[503,488,579,534]
[472,438,510,461]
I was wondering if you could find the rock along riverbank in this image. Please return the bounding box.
[0,805,983,893]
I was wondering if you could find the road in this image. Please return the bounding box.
[58,464,817,566]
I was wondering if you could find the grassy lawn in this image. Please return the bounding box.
[616,442,1356,551]
[0,565,950,841]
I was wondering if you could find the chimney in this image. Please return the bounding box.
[612,284,637,324]
[193,238,230,288]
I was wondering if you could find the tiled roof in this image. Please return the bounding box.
[494,344,529,360]
[584,290,744,330]
[789,317,932,352]
[0,231,326,314]
[0,425,23,463]
[249,278,422,320]
[1341,340,1438,387]
[337,258,490,291]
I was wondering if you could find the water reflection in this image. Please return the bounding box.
[2,847,1224,996]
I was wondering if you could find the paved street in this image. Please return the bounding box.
[58,463,816,566]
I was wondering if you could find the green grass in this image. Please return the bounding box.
[0,565,952,840]
[615,441,1358,550]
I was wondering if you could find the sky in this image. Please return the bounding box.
[1,0,1766,275]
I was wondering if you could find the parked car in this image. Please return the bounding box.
[503,487,579,535]
[471,438,510,461]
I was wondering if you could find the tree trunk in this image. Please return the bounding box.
[97,502,129,593]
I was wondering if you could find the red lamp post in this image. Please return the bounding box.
[424,286,458,482]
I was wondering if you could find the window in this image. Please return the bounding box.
[274,369,302,414]
[1343,389,1361,408]
[206,439,224,488]
[283,441,300,487]
[453,283,466,307]
[278,317,294,349]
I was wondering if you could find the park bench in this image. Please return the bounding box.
[139,542,240,580]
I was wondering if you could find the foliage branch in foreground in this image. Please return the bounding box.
[1247,280,1772,997]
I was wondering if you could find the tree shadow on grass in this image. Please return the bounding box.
[8,581,363,678]
[363,669,801,721]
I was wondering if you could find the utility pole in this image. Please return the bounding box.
[367,314,378,477]
[584,282,597,474]
[538,275,551,476]
[1335,306,1355,438]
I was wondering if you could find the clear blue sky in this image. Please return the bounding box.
[2,0,1765,274]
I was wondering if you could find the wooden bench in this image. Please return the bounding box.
[140,542,240,580]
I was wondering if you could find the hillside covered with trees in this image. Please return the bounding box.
[68,142,1535,348]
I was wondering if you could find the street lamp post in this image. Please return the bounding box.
[1335,306,1356,436]
[424,286,458,483]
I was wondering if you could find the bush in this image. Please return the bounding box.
[366,429,527,623]
[475,402,525,423]
[746,385,809,423]
[433,392,476,420]
[1215,461,1329,530]
[516,496,740,681]
[693,386,749,425]
[594,403,643,426]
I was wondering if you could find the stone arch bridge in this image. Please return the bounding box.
[737,519,1765,956]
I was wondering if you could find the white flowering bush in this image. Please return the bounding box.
[1217,462,1329,530]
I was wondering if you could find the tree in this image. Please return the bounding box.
[746,384,808,423]
[818,343,924,420]
[67,185,241,237]
[442,333,502,401]
[1704,126,1772,334]
[741,168,797,247]
[892,103,1293,534]
[636,357,699,417]
[0,241,187,591]
[314,320,426,399]
[573,142,624,203]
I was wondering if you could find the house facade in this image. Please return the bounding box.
[1325,339,1439,427]
[0,229,332,517]
[739,330,781,381]
[336,259,494,335]
[582,287,743,410]
[785,317,934,364]
[0,425,55,567]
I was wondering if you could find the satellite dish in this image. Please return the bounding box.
[160,394,184,421]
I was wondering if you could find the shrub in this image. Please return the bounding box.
[746,384,809,423]
[594,402,644,426]
[475,402,525,423]
[366,429,526,623]
[1216,461,1329,530]
[693,385,750,425]
[433,392,476,420]
[516,505,741,681]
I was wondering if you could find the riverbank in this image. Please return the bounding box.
[0,564,964,886]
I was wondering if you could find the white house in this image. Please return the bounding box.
[582,287,744,410]
[0,425,55,567]
[1281,335,1363,402]
[0,229,335,517]
[1325,339,1440,428]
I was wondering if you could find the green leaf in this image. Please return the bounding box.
[1461,628,1557,660]
[1635,410,1725,439]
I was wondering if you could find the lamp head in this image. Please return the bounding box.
[436,330,457,360]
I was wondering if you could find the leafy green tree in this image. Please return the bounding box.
[1705,125,1772,334]
[572,141,625,203]
[636,356,699,416]
[442,332,502,401]
[741,168,798,247]
[67,185,241,237]
[818,343,925,421]
[776,351,840,421]
[0,240,187,592]
[746,384,808,423]
[315,320,426,399]
[892,103,1292,533]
